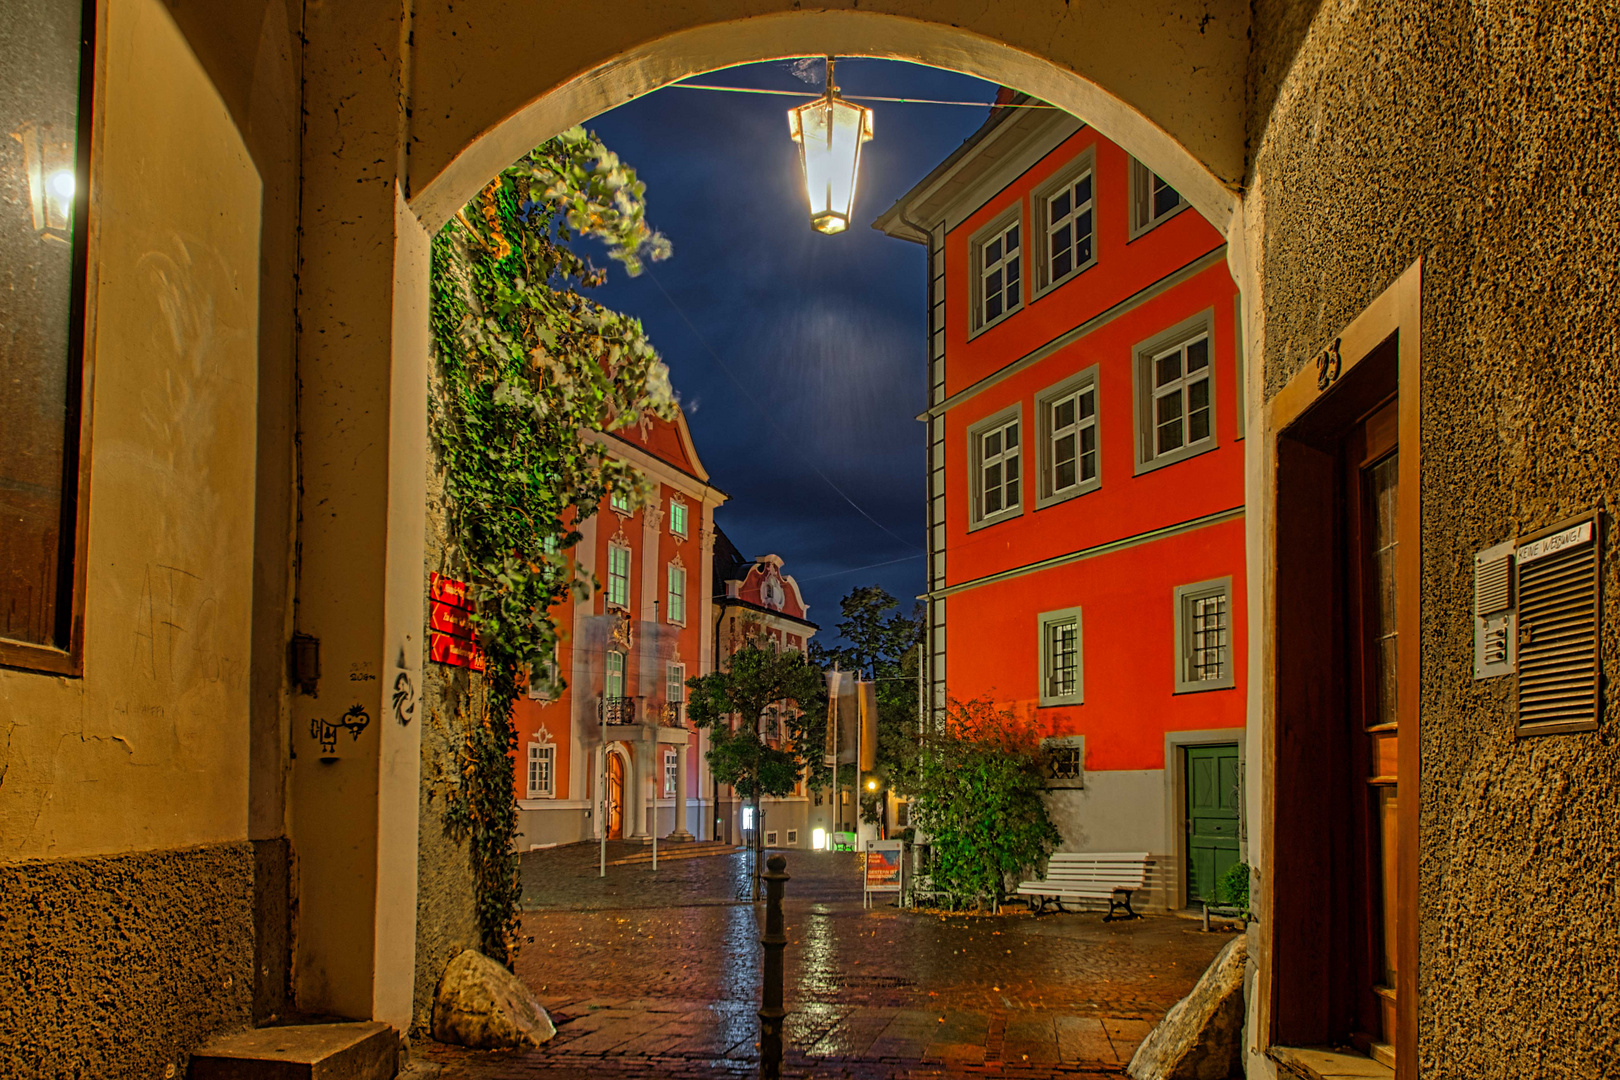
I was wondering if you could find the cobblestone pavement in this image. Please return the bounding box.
[417,843,1236,1079]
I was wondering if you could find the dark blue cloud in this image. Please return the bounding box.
[583,60,997,633]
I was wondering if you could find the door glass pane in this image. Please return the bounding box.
[0,0,86,646]
[1368,453,1399,728]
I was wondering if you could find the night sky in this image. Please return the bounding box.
[583,60,999,638]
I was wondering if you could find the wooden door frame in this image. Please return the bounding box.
[1256,259,1421,1077]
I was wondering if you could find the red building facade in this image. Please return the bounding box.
[509,409,725,849]
[877,100,1247,910]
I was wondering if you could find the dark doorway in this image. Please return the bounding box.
[1185,743,1240,904]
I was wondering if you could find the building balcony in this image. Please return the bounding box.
[598,695,637,725]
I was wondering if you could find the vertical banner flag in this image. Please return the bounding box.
[825,670,860,765]
[858,680,878,772]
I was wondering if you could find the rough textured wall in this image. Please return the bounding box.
[411,361,483,1033]
[1251,1,1620,1074]
[0,843,254,1078]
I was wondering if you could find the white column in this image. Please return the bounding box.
[669,737,692,840]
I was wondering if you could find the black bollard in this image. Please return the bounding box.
[759,853,790,1079]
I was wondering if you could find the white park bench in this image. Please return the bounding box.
[1015,851,1153,920]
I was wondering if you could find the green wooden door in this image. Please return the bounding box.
[1186,744,1240,904]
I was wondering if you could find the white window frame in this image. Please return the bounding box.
[967,403,1024,531]
[605,649,625,698]
[1037,606,1084,707]
[1032,149,1098,297]
[1128,156,1189,239]
[1173,577,1235,693]
[606,543,631,609]
[968,207,1023,337]
[666,661,686,723]
[1041,734,1085,790]
[526,743,556,799]
[669,498,689,538]
[663,748,678,798]
[609,489,632,515]
[1133,311,1217,475]
[1035,365,1102,508]
[527,644,561,701]
[666,563,687,625]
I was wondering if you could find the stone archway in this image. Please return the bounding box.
[289,0,1264,1038]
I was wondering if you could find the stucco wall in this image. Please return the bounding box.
[0,0,260,859]
[1251,1,1620,1073]
[0,842,254,1078]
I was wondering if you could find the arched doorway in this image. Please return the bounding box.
[605,749,626,840]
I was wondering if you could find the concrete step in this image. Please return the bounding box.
[191,1022,396,1080]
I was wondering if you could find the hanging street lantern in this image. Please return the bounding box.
[9,122,76,242]
[787,57,874,235]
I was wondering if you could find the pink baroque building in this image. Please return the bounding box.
[709,530,820,847]
[510,407,726,848]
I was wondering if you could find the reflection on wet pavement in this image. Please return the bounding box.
[421,843,1236,1079]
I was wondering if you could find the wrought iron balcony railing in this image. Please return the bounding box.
[599,695,636,725]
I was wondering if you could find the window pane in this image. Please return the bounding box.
[1075,210,1092,262]
[1188,378,1209,412]
[1054,456,1076,491]
[1004,256,1020,299]
[1051,231,1072,280]
[1187,336,1210,371]
[985,237,1001,264]
[983,430,1001,457]
[1005,224,1019,251]
[984,485,1002,515]
[1155,350,1182,386]
[1075,174,1092,204]
[1004,421,1018,446]
[1077,389,1095,420]
[1050,190,1070,221]
[1053,397,1075,430]
[985,293,1002,322]
[1154,177,1182,218]
[0,0,86,647]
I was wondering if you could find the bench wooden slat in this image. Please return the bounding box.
[1015,852,1153,921]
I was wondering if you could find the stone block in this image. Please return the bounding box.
[431,949,556,1049]
[190,1022,396,1080]
[1127,932,1246,1080]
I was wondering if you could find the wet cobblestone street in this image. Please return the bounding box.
[417,843,1235,1079]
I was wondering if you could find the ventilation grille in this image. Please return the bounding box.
[1516,518,1599,731]
[1475,550,1513,616]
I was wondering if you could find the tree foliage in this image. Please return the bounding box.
[685,642,826,801]
[811,586,923,820]
[905,699,1060,909]
[430,126,671,961]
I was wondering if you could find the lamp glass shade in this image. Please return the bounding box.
[788,92,874,234]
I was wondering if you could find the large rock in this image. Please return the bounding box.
[431,949,557,1050]
[1128,933,1247,1080]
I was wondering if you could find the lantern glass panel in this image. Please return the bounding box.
[0,0,89,649]
[789,93,873,234]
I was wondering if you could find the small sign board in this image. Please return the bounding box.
[1516,521,1592,565]
[863,839,904,907]
[429,572,485,670]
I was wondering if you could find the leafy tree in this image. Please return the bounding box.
[905,699,1060,910]
[430,126,671,961]
[811,586,923,822]
[686,642,825,893]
